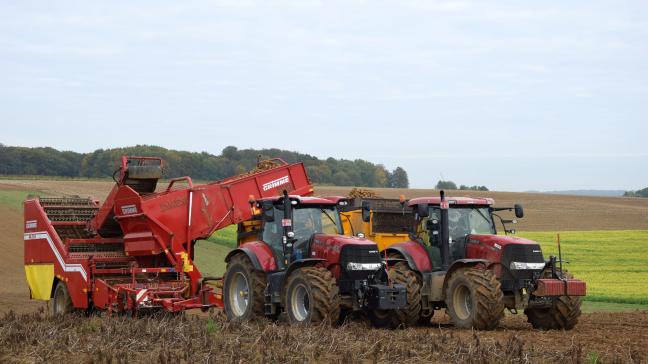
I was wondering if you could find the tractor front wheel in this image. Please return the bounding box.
[369,261,422,328]
[445,268,504,330]
[284,267,340,326]
[51,281,73,315]
[223,254,266,322]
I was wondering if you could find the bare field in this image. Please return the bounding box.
[317,186,648,231]
[2,179,647,231]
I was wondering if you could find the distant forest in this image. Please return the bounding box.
[624,187,648,198]
[0,144,409,188]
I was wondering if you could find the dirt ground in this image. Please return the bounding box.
[318,186,648,231]
[0,204,43,314]
[2,179,647,231]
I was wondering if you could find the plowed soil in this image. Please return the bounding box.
[2,179,647,231]
[0,204,42,314]
[317,186,648,231]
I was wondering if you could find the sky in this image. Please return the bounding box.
[1,1,647,191]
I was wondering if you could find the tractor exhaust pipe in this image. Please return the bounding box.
[439,190,451,271]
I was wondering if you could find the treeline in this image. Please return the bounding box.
[0,144,409,188]
[623,187,648,198]
[435,180,489,191]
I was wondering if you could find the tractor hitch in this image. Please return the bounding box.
[366,283,407,310]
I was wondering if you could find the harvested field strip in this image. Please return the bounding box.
[519,230,648,304]
[0,310,646,363]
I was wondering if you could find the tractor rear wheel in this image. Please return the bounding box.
[223,254,266,322]
[445,268,504,330]
[369,261,422,328]
[51,281,73,315]
[284,267,340,326]
[525,271,582,330]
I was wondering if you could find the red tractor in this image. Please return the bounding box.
[223,191,407,326]
[353,191,586,330]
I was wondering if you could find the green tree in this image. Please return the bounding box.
[390,167,409,188]
[0,143,409,188]
[435,180,457,190]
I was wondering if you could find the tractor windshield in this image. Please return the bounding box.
[444,207,495,241]
[421,206,495,243]
[262,205,343,265]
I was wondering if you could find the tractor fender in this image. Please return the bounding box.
[383,246,423,273]
[285,258,327,278]
[225,242,279,272]
[442,259,491,293]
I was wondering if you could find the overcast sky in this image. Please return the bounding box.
[1,1,647,191]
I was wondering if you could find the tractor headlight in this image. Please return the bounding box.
[346,262,383,271]
[510,262,545,270]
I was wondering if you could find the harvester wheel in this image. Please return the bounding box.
[525,271,582,330]
[223,254,266,322]
[51,281,73,315]
[445,268,504,330]
[284,266,340,326]
[368,261,422,328]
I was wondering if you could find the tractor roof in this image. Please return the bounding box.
[408,196,494,207]
[258,195,347,206]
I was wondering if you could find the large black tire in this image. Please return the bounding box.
[369,261,423,328]
[223,254,267,322]
[525,271,582,330]
[284,267,340,326]
[445,268,504,330]
[51,281,73,315]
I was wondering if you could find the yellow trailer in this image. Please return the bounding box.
[339,198,412,251]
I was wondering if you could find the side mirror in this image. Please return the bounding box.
[262,201,275,222]
[417,203,429,218]
[514,204,524,218]
[361,201,371,223]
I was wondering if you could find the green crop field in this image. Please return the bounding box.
[518,230,648,305]
[0,190,43,210]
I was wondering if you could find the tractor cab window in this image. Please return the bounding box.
[262,205,343,267]
[447,207,495,242]
[418,207,442,269]
[420,206,495,267]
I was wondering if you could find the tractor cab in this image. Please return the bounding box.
[253,195,346,269]
[409,197,502,269]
